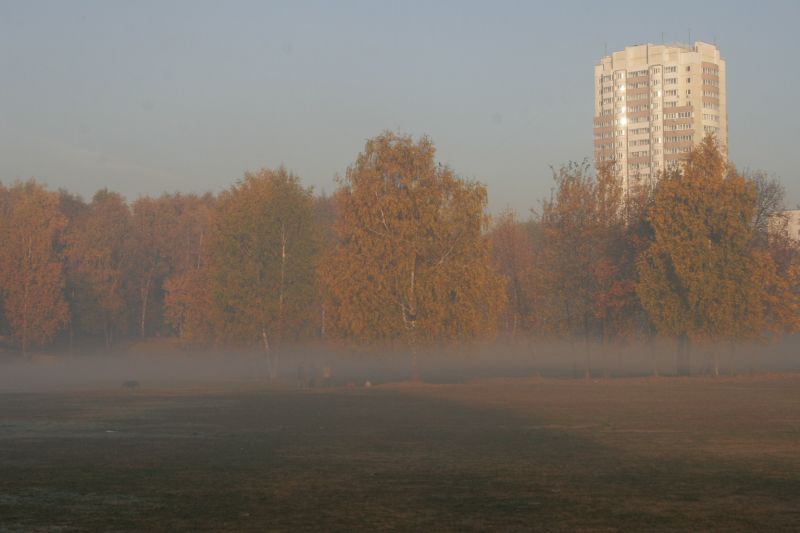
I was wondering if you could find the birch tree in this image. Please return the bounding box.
[162,194,216,340]
[130,196,174,338]
[0,181,69,351]
[204,168,317,370]
[320,132,506,353]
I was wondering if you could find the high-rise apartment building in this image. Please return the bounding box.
[594,42,726,194]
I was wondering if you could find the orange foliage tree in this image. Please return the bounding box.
[535,162,642,339]
[536,161,599,339]
[311,192,338,340]
[130,193,216,338]
[130,196,175,338]
[0,181,69,352]
[319,132,506,353]
[489,210,537,336]
[161,194,216,340]
[63,189,133,346]
[184,169,318,368]
[532,161,647,375]
[637,136,796,374]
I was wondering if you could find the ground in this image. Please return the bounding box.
[1,375,799,531]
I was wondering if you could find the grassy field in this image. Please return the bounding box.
[1,375,799,531]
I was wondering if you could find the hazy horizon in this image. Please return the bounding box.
[2,0,799,213]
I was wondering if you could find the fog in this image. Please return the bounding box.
[1,336,798,393]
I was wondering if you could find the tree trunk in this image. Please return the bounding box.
[407,253,419,382]
[140,274,152,338]
[652,349,659,377]
[699,350,707,376]
[530,338,541,379]
[676,334,690,376]
[645,333,657,377]
[585,341,592,380]
[570,337,578,379]
[21,280,29,355]
[278,223,286,344]
[712,347,720,377]
[601,321,609,379]
[584,317,592,380]
[262,328,275,380]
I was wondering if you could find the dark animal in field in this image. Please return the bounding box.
[122,380,140,389]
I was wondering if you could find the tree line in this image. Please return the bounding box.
[0,132,798,371]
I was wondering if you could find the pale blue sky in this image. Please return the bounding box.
[1,0,798,214]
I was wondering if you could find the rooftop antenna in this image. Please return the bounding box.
[604,41,607,57]
[661,32,664,44]
[688,28,692,44]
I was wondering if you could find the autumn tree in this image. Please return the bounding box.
[319,132,506,358]
[489,210,537,336]
[198,168,318,370]
[162,194,216,340]
[0,181,69,352]
[588,163,645,345]
[129,193,215,338]
[593,166,652,347]
[535,163,635,337]
[0,183,5,336]
[163,254,216,342]
[747,170,786,245]
[744,171,800,343]
[312,191,338,340]
[129,196,176,338]
[62,190,133,346]
[533,161,646,375]
[535,161,599,341]
[636,136,786,375]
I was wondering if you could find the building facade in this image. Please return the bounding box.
[594,42,727,194]
[787,210,800,242]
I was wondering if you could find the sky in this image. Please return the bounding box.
[1,0,799,215]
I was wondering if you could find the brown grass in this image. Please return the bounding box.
[1,375,799,531]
